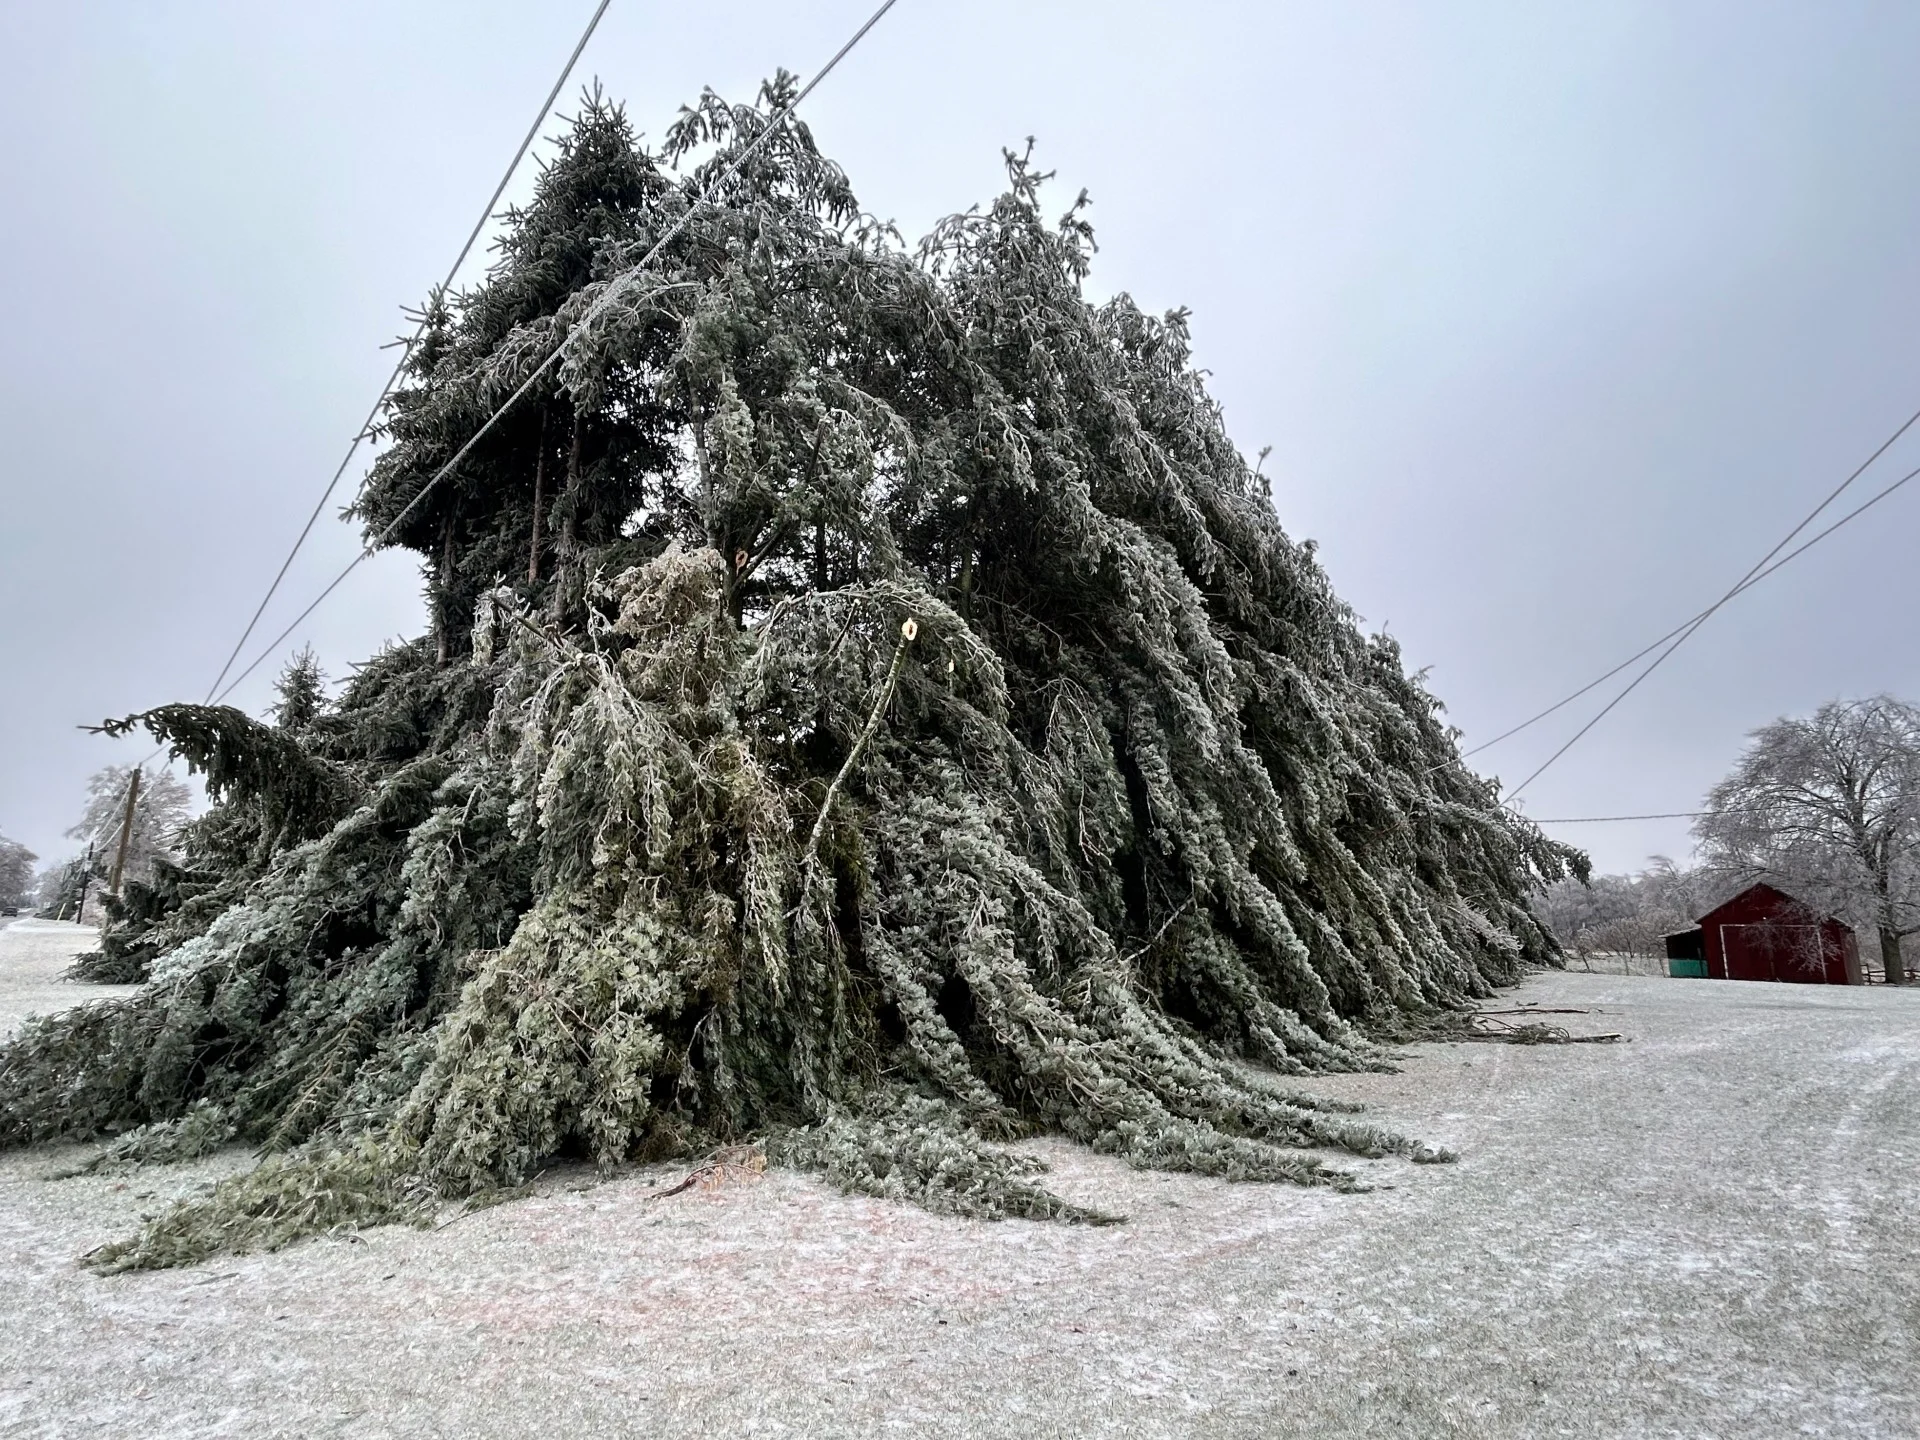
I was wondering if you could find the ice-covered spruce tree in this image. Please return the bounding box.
[0,83,1583,1269]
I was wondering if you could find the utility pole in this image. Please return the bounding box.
[71,843,96,923]
[108,767,142,898]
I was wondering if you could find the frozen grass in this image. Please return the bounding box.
[2,923,1917,1437]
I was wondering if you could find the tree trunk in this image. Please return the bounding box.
[72,843,95,925]
[434,520,455,665]
[528,407,549,584]
[1872,858,1908,985]
[1880,921,1908,985]
[551,410,583,623]
[692,418,716,549]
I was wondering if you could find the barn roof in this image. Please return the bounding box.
[1694,881,1853,934]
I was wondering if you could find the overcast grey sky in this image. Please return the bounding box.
[4,1,1919,876]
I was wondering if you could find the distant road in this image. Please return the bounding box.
[0,918,127,1040]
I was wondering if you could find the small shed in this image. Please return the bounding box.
[1664,882,1860,985]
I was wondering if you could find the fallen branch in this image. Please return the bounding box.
[644,1145,768,1202]
[1464,1014,1625,1045]
[1475,1007,1599,1017]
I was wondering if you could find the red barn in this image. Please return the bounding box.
[1664,882,1861,985]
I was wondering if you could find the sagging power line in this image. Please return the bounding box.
[1464,474,1920,767]
[1530,812,1704,824]
[1484,404,1920,801]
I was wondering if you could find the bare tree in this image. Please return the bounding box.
[1535,858,1725,972]
[1695,696,1920,985]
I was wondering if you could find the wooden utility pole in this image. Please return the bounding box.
[108,767,142,898]
[71,842,96,923]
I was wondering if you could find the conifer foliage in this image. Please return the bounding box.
[0,84,1582,1267]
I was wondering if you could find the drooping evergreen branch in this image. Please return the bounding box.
[89,704,355,840]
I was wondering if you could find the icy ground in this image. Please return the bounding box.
[0,921,136,1037]
[1,919,1916,1438]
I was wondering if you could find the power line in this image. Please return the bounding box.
[200,0,614,705]
[1529,811,1704,824]
[1529,802,1805,824]
[1482,410,1920,814]
[1502,458,1920,801]
[1464,403,1920,768]
[213,0,905,707]
[1431,456,1920,793]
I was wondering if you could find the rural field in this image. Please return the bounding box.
[1,917,1915,1439]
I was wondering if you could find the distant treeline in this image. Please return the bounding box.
[1533,862,1732,960]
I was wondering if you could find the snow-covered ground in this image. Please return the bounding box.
[0,919,130,1037]
[1,923,1916,1438]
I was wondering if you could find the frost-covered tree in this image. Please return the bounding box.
[1534,858,1722,966]
[1696,696,1920,984]
[0,84,1582,1269]
[0,836,35,910]
[270,647,328,732]
[356,87,675,654]
[64,765,194,894]
[34,858,85,919]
